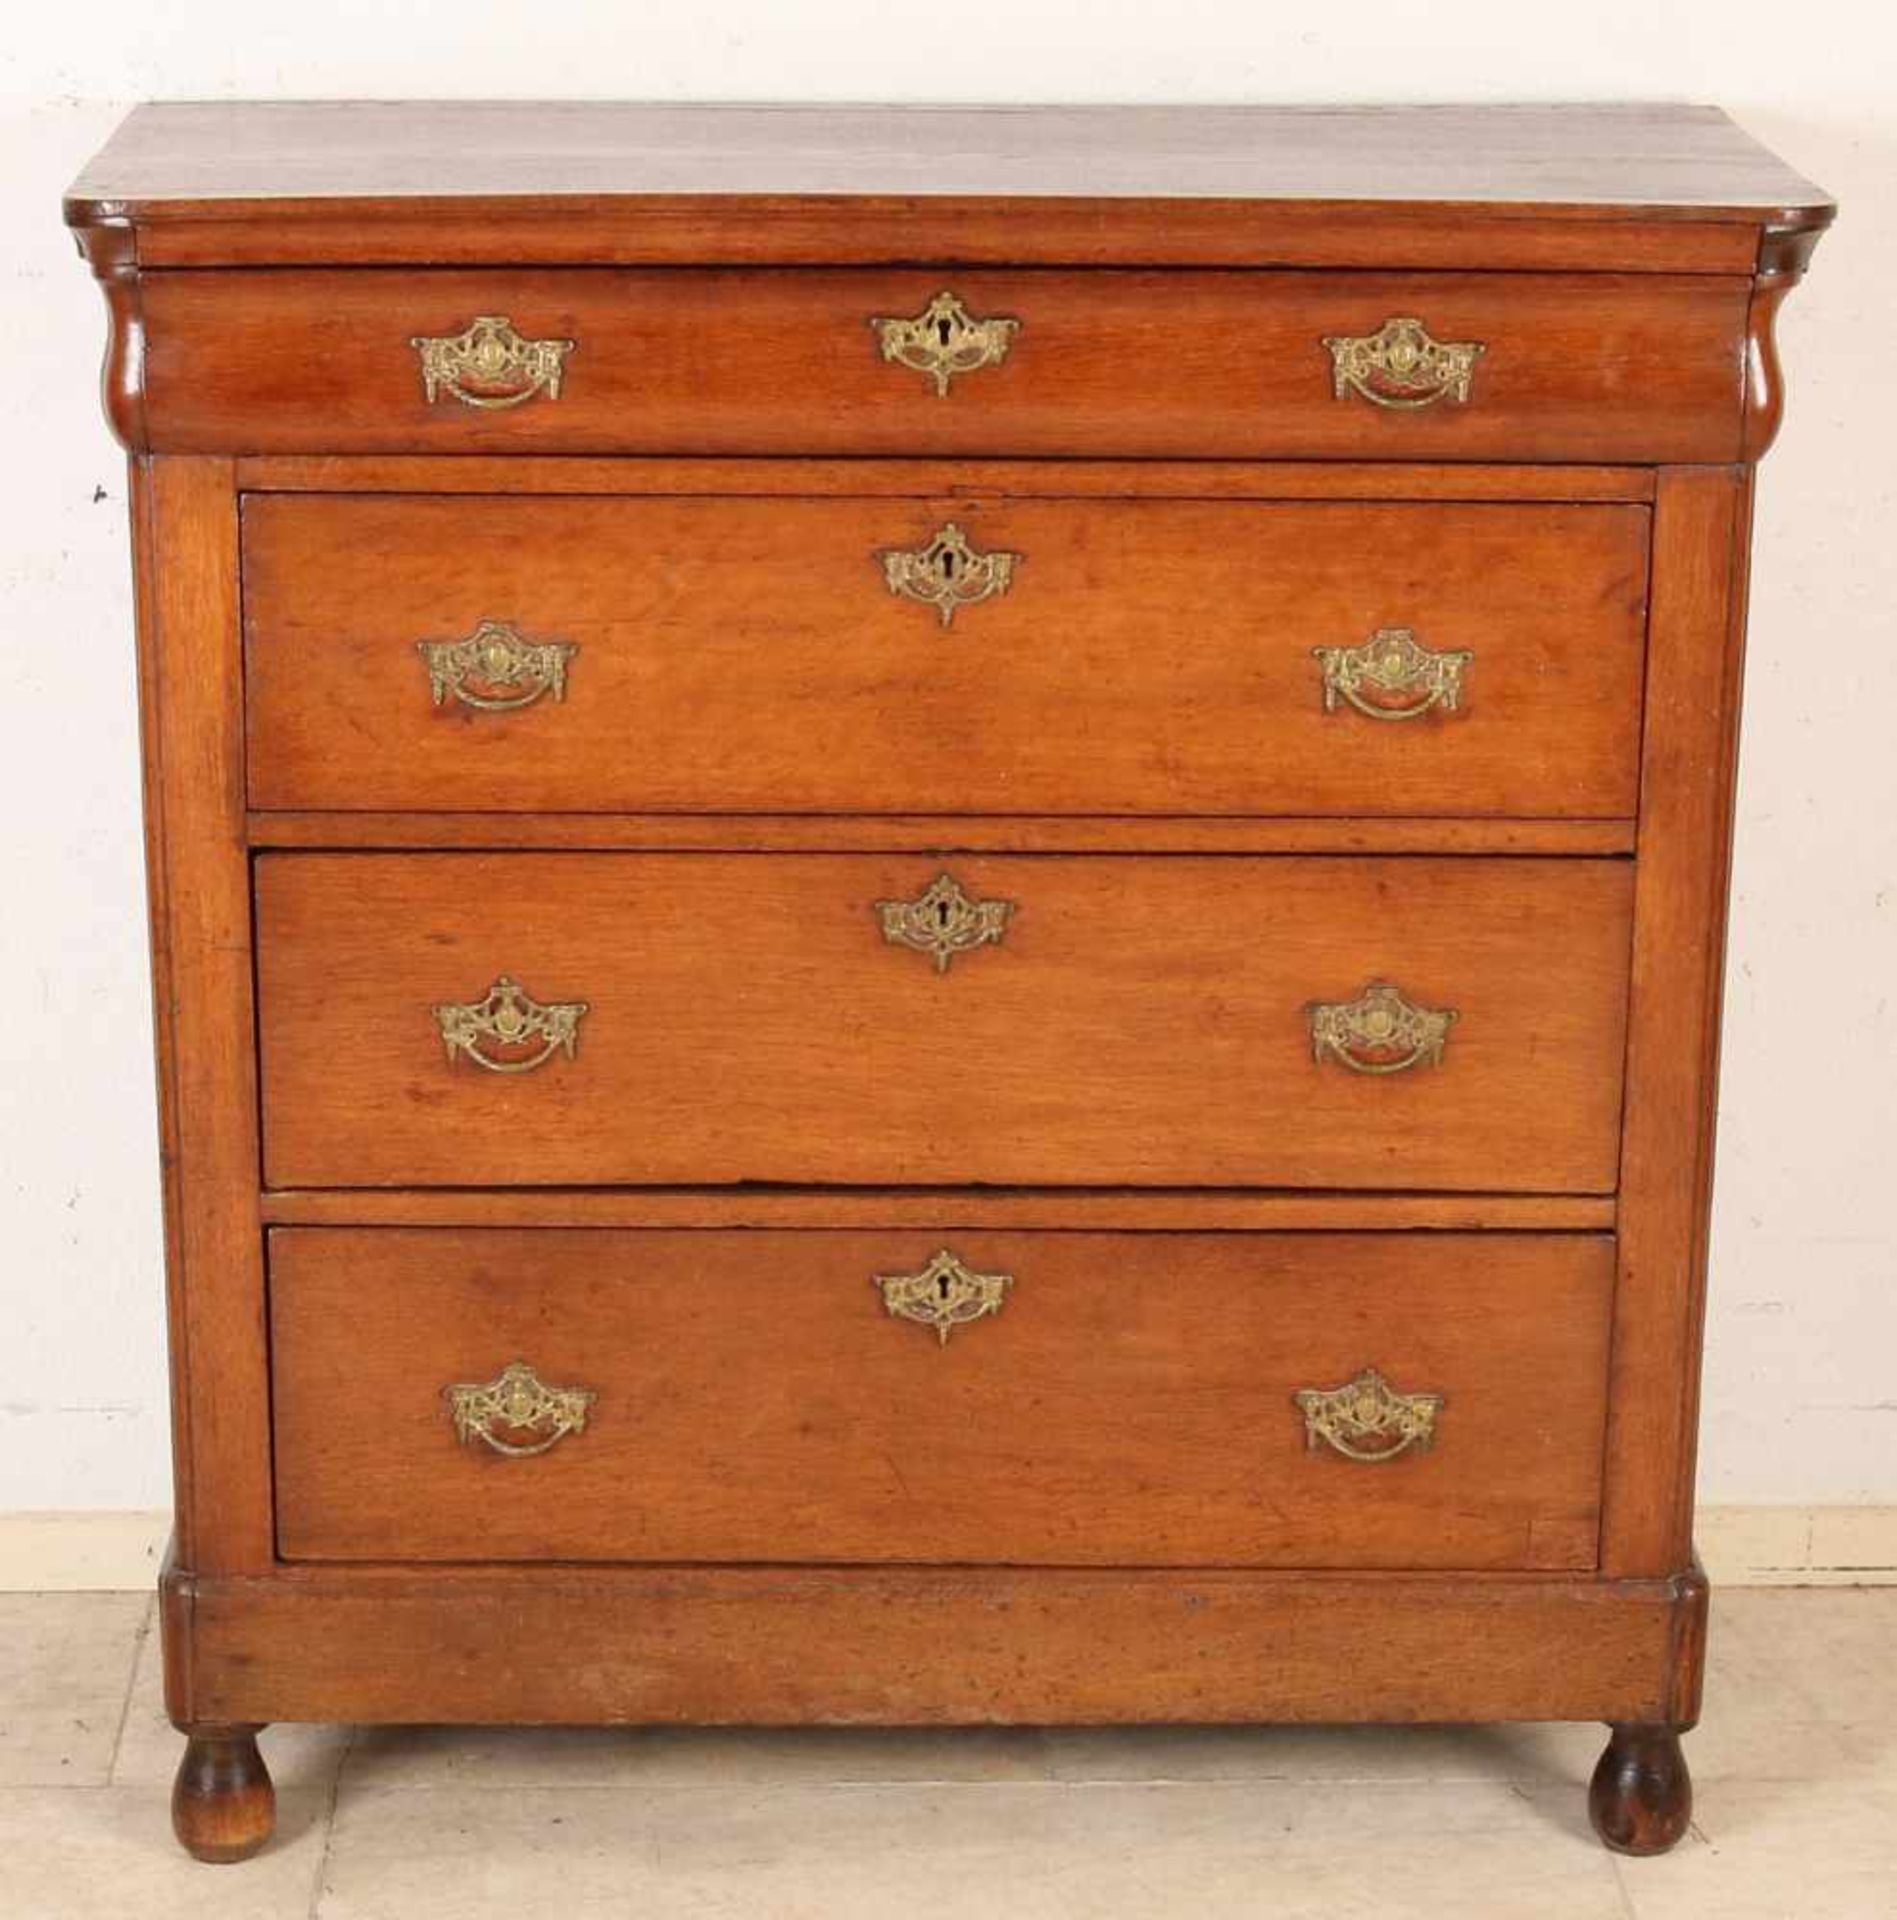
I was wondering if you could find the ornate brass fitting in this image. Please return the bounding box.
[418,620,578,712]
[874,1248,1014,1345]
[871,290,1020,397]
[1313,628,1471,722]
[1295,1368,1444,1463]
[1308,981,1456,1075]
[411,314,574,409]
[1323,316,1484,410]
[445,1360,598,1457]
[878,523,1020,628]
[876,872,1014,974]
[433,976,588,1074]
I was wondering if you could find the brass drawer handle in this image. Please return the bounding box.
[876,871,1014,974]
[1296,1367,1443,1463]
[872,290,1020,397]
[1309,980,1456,1075]
[875,1248,1013,1345]
[878,522,1020,628]
[434,975,588,1074]
[1323,316,1484,410]
[418,620,578,712]
[445,1359,597,1458]
[1313,628,1471,722]
[411,314,574,410]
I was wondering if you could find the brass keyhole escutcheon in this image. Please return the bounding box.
[871,290,1021,397]
[875,872,1014,974]
[874,1249,1014,1345]
[877,523,1020,629]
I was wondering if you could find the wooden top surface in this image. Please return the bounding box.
[70,101,1828,213]
[65,103,1831,273]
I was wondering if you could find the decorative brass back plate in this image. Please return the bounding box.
[1309,981,1456,1075]
[445,1360,598,1458]
[878,522,1021,628]
[1295,1368,1444,1463]
[874,1248,1014,1345]
[1313,628,1471,721]
[1323,316,1484,410]
[434,975,589,1074]
[876,872,1014,974]
[871,290,1020,396]
[418,620,578,712]
[411,314,574,409]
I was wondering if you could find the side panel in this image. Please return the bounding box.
[133,456,273,1579]
[1601,465,1750,1576]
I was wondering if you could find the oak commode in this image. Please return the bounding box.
[63,101,1830,1864]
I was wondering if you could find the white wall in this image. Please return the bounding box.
[1,3,1890,1512]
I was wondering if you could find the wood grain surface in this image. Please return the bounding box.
[232,455,1658,502]
[137,267,1749,461]
[132,458,274,1573]
[67,103,1831,274]
[245,813,1637,856]
[270,1227,1611,1569]
[244,495,1648,819]
[163,1556,1704,1728]
[257,1188,1618,1232]
[253,852,1635,1192]
[69,103,1831,214]
[1603,467,1752,1577]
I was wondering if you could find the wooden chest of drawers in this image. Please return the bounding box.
[65,101,1829,1864]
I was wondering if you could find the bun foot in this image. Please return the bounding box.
[1589,1722,1692,1856]
[172,1724,275,1863]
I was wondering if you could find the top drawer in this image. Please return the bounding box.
[139,267,1747,461]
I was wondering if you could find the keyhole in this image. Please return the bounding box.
[935,1272,953,1300]
[939,549,959,580]
[935,317,954,346]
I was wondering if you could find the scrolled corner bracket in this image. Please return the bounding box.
[1323,315,1484,411]
[68,213,147,451]
[874,1248,1014,1346]
[876,871,1014,974]
[1743,218,1830,462]
[433,975,589,1074]
[871,290,1021,397]
[1308,980,1457,1076]
[411,314,575,410]
[1294,1367,1444,1464]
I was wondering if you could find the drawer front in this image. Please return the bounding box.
[145,267,1745,460]
[245,496,1648,819]
[255,853,1631,1191]
[270,1227,1612,1570]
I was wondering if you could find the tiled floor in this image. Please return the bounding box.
[2,1589,1892,1917]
